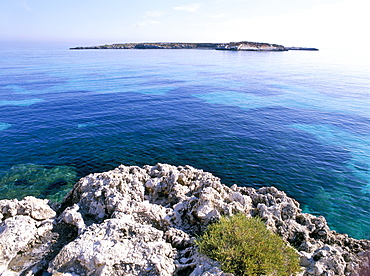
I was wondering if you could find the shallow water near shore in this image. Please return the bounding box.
[0,46,369,239]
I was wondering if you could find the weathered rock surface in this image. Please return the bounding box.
[0,164,368,275]
[49,218,176,276]
[0,197,57,275]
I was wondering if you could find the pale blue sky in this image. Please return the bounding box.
[1,0,368,48]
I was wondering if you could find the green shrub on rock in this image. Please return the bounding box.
[196,213,301,276]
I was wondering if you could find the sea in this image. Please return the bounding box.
[0,46,369,239]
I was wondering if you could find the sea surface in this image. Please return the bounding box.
[0,46,369,239]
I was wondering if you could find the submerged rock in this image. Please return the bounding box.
[0,163,368,275]
[0,164,78,202]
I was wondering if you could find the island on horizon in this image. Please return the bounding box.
[70,41,319,51]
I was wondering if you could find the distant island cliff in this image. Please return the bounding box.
[70,41,319,51]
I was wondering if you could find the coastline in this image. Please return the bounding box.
[70,41,319,51]
[0,163,368,275]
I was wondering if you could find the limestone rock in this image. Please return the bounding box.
[59,204,85,234]
[55,163,370,275]
[0,196,57,274]
[0,163,369,275]
[63,165,148,221]
[0,196,56,221]
[0,216,37,274]
[48,217,176,276]
[0,197,73,275]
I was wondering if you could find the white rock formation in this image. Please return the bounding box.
[49,217,176,276]
[0,163,369,275]
[0,196,56,275]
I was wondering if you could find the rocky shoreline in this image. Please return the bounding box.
[70,41,319,51]
[0,163,368,275]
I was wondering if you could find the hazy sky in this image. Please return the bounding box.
[1,0,368,48]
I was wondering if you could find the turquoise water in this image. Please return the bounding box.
[0,47,369,239]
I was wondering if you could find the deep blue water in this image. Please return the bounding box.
[0,46,369,239]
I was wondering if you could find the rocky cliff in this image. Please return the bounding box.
[215,41,286,51]
[71,42,220,50]
[70,41,318,51]
[0,164,368,275]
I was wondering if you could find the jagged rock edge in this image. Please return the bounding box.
[0,163,368,275]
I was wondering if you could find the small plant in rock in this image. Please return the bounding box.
[196,213,301,276]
